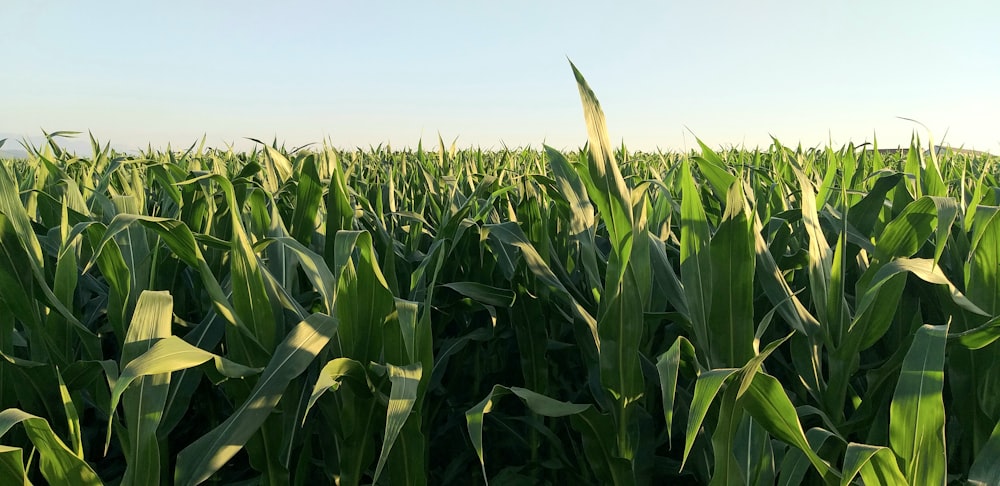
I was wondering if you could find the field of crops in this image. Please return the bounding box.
[1,66,999,485]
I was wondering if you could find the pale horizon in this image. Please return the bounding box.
[3,0,998,155]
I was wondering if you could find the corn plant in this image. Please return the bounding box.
[0,64,999,485]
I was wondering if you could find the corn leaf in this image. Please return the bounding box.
[174,313,337,485]
[890,323,949,485]
[0,409,101,485]
[466,385,590,484]
[371,362,422,483]
[119,291,174,486]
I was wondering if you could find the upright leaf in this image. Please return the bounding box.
[890,323,948,485]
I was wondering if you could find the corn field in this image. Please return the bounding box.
[0,64,999,485]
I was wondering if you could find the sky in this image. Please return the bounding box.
[2,0,998,154]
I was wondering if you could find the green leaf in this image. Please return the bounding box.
[441,282,515,308]
[304,357,373,422]
[174,313,337,485]
[790,154,835,332]
[890,323,948,485]
[680,159,713,366]
[108,335,259,453]
[708,181,755,367]
[848,171,902,236]
[648,233,690,318]
[219,177,278,354]
[268,236,337,315]
[89,215,252,348]
[749,206,820,336]
[969,417,1000,485]
[119,291,174,486]
[485,222,598,349]
[289,153,322,245]
[544,146,601,293]
[692,140,738,199]
[854,258,988,329]
[466,385,590,484]
[709,384,744,486]
[966,205,1000,315]
[570,407,634,485]
[741,372,833,481]
[0,445,28,485]
[0,409,102,485]
[682,368,738,469]
[55,371,83,459]
[655,336,697,443]
[841,443,907,486]
[303,357,378,486]
[777,427,840,486]
[567,60,634,256]
[0,165,44,268]
[324,148,355,260]
[333,231,394,364]
[874,196,957,264]
[371,363,422,483]
[948,315,1000,350]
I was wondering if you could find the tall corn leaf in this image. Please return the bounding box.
[568,62,633,254]
[569,407,634,485]
[692,140,737,199]
[0,214,46,360]
[289,153,322,245]
[570,62,649,463]
[544,146,601,294]
[708,182,755,367]
[214,174,278,355]
[966,205,1000,314]
[325,149,355,263]
[890,323,949,485]
[54,371,83,459]
[119,291,173,486]
[854,259,988,330]
[655,336,698,443]
[748,201,820,336]
[333,231,394,364]
[709,384,744,485]
[0,166,43,267]
[89,215,252,348]
[680,160,713,365]
[304,357,377,485]
[790,155,835,333]
[45,201,80,367]
[85,224,132,352]
[648,233,690,318]
[371,363,422,483]
[0,167,100,359]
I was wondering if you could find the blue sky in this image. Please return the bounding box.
[2,0,998,153]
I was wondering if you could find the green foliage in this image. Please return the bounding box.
[0,69,998,484]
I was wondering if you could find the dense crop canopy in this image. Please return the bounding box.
[0,67,998,484]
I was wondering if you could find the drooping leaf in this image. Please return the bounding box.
[466,385,590,484]
[174,313,337,485]
[0,409,102,485]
